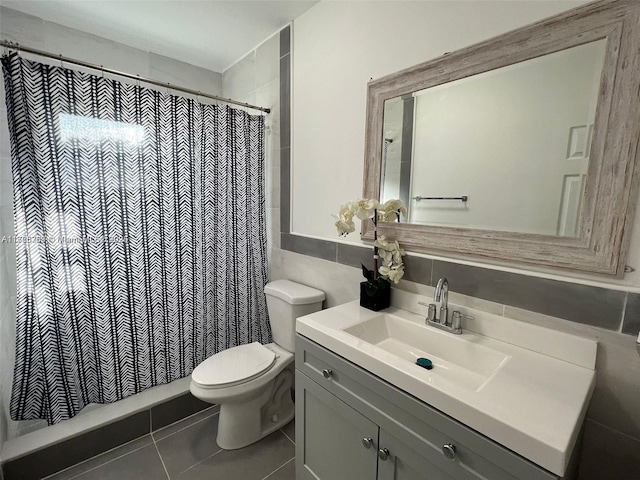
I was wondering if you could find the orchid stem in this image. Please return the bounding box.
[373,209,378,281]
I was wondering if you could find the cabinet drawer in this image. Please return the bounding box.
[295,334,357,398]
[296,334,559,480]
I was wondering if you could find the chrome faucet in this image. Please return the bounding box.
[433,277,449,326]
[418,277,472,335]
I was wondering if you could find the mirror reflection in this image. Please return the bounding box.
[381,40,606,237]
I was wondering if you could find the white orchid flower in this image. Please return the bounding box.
[355,198,380,220]
[379,249,393,265]
[374,235,391,250]
[392,241,405,262]
[378,264,405,284]
[379,210,398,223]
[338,202,356,222]
[381,199,407,216]
[388,266,405,283]
[378,199,407,222]
[333,198,406,283]
[334,218,355,236]
[333,202,359,236]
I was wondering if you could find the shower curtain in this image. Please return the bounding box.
[2,54,271,425]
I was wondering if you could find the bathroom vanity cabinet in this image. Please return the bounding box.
[295,334,563,480]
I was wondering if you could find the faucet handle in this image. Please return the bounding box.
[427,304,437,322]
[451,311,474,330]
[419,301,438,323]
[451,311,461,330]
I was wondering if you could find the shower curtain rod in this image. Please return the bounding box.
[0,40,271,114]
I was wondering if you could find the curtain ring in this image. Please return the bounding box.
[58,54,63,68]
[166,83,170,95]
[136,74,140,88]
[101,65,104,78]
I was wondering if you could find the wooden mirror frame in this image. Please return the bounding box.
[362,0,640,276]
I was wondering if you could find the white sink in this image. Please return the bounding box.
[343,313,510,392]
[296,300,597,477]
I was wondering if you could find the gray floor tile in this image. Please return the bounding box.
[176,430,294,480]
[263,459,295,480]
[66,444,167,480]
[154,411,221,476]
[7,412,150,480]
[153,406,218,441]
[45,435,154,480]
[280,419,295,443]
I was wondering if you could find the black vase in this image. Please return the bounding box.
[360,279,391,311]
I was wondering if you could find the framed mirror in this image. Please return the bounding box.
[362,0,640,276]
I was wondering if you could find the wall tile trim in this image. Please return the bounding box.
[281,232,634,334]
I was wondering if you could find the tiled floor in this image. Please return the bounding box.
[45,407,296,480]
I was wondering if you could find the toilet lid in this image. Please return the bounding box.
[191,342,277,388]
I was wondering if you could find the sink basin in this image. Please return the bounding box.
[296,300,597,476]
[343,313,510,391]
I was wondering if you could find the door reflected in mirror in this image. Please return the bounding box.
[381,39,606,237]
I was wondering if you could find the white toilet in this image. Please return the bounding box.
[189,279,325,450]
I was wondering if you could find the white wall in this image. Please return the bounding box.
[285,1,640,478]
[290,0,640,289]
[0,6,222,455]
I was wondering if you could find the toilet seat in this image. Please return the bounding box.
[191,342,276,389]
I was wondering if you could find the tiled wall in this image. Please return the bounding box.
[221,29,281,259]
[272,25,640,480]
[0,6,223,450]
[278,27,291,242]
[280,235,639,336]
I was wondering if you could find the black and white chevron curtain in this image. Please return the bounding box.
[2,54,271,424]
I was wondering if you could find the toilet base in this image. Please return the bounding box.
[216,369,295,450]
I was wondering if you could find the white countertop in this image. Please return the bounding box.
[296,300,596,477]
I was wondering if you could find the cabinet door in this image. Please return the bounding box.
[296,371,378,480]
[377,429,458,480]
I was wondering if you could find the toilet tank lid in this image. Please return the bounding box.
[264,280,325,305]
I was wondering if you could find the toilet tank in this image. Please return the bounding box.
[264,280,325,352]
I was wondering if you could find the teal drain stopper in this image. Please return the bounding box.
[416,358,433,370]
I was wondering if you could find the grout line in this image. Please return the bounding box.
[153,408,219,441]
[152,435,171,480]
[280,428,294,446]
[586,418,640,443]
[176,448,224,476]
[260,457,295,480]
